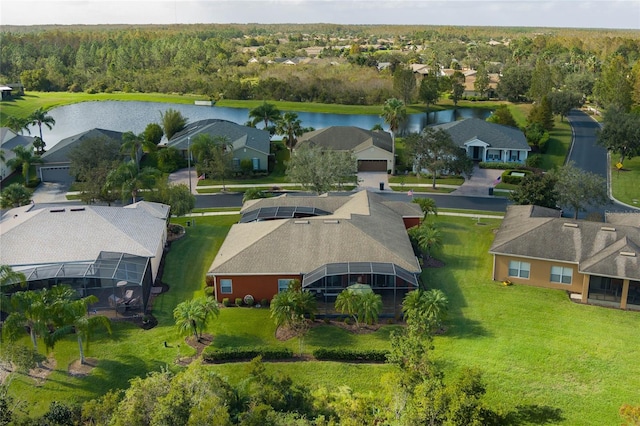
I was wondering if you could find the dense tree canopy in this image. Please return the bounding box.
[286,144,357,194]
[597,107,640,164]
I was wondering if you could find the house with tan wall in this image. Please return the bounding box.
[490,205,640,310]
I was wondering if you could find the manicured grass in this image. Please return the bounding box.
[438,208,505,217]
[388,175,465,186]
[391,186,457,194]
[191,207,241,214]
[611,156,640,206]
[424,216,640,425]
[540,118,573,170]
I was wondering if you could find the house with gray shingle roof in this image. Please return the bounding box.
[434,118,530,163]
[166,119,271,172]
[0,201,169,313]
[207,190,422,315]
[38,128,125,183]
[1,127,35,181]
[297,126,394,172]
[490,205,640,310]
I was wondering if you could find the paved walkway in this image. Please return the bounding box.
[449,165,503,197]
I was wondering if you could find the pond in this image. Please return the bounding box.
[32,101,492,149]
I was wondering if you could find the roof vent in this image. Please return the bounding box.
[70,207,85,212]
[294,220,309,224]
[50,208,65,213]
[563,223,578,228]
[600,226,616,231]
[620,251,636,257]
[323,219,340,224]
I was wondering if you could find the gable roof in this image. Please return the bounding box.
[490,205,640,281]
[209,191,421,276]
[40,128,124,164]
[0,202,168,267]
[167,119,270,156]
[0,127,35,152]
[297,126,393,154]
[434,118,530,151]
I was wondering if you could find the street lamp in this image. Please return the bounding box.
[187,136,192,194]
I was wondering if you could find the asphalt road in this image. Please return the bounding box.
[566,109,607,178]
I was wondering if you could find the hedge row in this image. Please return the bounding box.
[203,347,293,362]
[500,169,533,185]
[312,348,389,362]
[479,161,525,170]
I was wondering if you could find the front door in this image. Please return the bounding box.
[472,146,481,160]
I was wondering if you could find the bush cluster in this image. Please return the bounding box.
[500,169,533,185]
[312,348,389,362]
[234,297,243,306]
[222,298,230,307]
[203,347,293,362]
[479,161,525,170]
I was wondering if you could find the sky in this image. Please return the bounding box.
[1,0,639,29]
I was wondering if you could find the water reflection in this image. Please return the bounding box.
[33,101,491,148]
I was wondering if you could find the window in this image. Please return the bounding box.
[220,279,232,294]
[278,279,292,293]
[508,261,530,279]
[550,266,572,284]
[232,158,240,170]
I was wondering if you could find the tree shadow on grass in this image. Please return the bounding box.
[304,326,356,348]
[502,404,564,425]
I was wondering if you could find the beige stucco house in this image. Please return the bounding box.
[490,205,640,310]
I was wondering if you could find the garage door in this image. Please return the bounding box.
[39,166,72,183]
[358,160,387,172]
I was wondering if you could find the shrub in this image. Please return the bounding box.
[235,297,243,307]
[222,298,230,307]
[204,286,214,297]
[525,154,542,168]
[313,348,389,362]
[244,294,255,306]
[203,347,293,362]
[501,169,533,185]
[260,298,269,307]
[343,317,351,325]
[479,161,525,170]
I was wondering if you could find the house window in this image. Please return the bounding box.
[232,158,240,170]
[508,261,530,279]
[278,279,292,293]
[550,266,572,284]
[220,279,233,294]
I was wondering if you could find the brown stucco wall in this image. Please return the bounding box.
[213,274,300,302]
[493,255,584,294]
[403,217,421,229]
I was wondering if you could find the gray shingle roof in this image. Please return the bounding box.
[1,128,35,151]
[167,119,270,155]
[209,191,421,275]
[434,118,530,151]
[297,126,393,153]
[0,202,168,266]
[490,205,640,280]
[40,128,124,164]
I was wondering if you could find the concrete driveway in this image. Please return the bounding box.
[451,165,502,197]
[31,181,73,203]
[357,172,389,191]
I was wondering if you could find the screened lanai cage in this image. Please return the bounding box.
[3,251,153,316]
[302,262,420,317]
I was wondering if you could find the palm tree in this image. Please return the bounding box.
[275,112,304,155]
[335,289,361,326]
[32,137,46,155]
[410,223,442,261]
[6,145,43,184]
[422,289,448,328]
[5,116,31,135]
[0,183,32,208]
[270,282,317,330]
[120,131,157,170]
[174,297,219,342]
[60,295,111,364]
[412,197,438,220]
[402,289,449,333]
[248,102,281,133]
[359,292,382,326]
[381,98,406,170]
[28,108,55,143]
[105,161,160,204]
[380,98,407,137]
[160,108,188,141]
[2,290,50,350]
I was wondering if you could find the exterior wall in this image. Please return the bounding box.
[493,254,584,294]
[403,217,421,229]
[213,274,300,302]
[232,146,268,171]
[354,146,394,170]
[150,227,167,282]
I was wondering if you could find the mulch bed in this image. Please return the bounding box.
[176,333,214,366]
[68,357,99,377]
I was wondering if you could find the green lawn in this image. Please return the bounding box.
[540,118,573,170]
[388,174,465,186]
[611,156,640,206]
[423,216,640,425]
